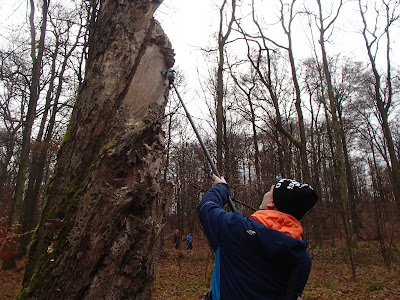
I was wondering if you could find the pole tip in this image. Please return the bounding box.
[161,69,175,83]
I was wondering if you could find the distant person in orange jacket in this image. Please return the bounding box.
[173,229,180,250]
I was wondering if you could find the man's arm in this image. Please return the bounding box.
[197,178,230,251]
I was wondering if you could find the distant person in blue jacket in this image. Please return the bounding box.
[186,233,193,253]
[197,175,318,300]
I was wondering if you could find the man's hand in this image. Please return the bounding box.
[213,174,227,186]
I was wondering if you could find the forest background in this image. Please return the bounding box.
[0,0,400,298]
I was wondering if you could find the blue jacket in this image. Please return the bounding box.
[197,183,311,300]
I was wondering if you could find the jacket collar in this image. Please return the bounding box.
[250,210,303,240]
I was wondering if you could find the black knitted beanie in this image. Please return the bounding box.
[272,179,318,220]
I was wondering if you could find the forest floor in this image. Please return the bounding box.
[1,238,400,299]
[153,237,400,300]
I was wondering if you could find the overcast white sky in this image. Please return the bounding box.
[1,0,398,111]
[155,0,370,112]
[156,0,219,73]
[156,0,398,93]
[155,0,387,71]
[155,0,225,117]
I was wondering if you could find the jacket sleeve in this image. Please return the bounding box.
[197,183,231,251]
[296,252,312,296]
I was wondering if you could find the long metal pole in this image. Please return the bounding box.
[170,82,236,211]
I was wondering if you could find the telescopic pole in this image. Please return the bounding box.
[162,70,236,211]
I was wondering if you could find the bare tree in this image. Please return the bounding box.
[11,0,49,229]
[235,0,313,183]
[1,0,51,271]
[216,0,236,173]
[19,1,86,256]
[228,62,262,191]
[234,23,294,178]
[358,0,400,217]
[314,0,356,280]
[0,50,25,216]
[278,0,312,183]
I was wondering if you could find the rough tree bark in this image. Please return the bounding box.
[18,0,174,299]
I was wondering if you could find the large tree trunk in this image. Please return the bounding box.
[18,1,174,299]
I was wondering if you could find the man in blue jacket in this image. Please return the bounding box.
[197,175,318,300]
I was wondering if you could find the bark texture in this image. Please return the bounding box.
[19,0,174,299]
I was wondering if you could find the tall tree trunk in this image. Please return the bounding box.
[18,33,59,258]
[2,0,50,271]
[20,17,84,255]
[316,0,355,281]
[370,143,392,270]
[308,89,323,246]
[216,0,235,173]
[248,97,261,190]
[282,0,311,183]
[18,1,174,299]
[11,0,49,227]
[342,133,363,237]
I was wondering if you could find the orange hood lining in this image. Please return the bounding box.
[250,210,303,240]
